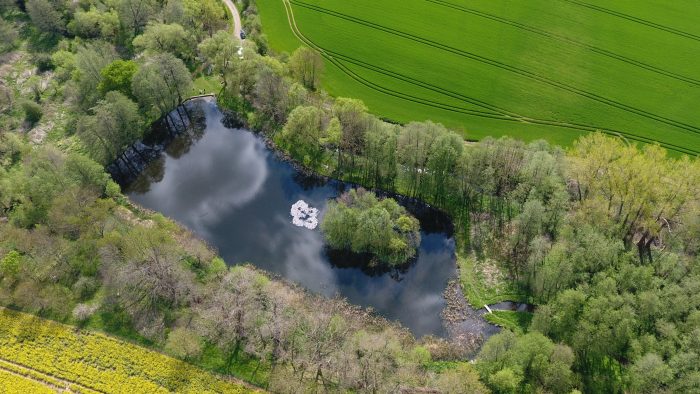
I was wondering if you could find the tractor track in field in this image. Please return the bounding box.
[563,0,700,43]
[325,49,519,117]
[326,50,700,155]
[291,0,700,138]
[0,357,104,394]
[282,1,520,120]
[282,0,700,155]
[423,0,700,87]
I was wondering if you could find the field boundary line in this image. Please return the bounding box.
[424,0,700,86]
[283,0,699,155]
[0,357,104,394]
[563,0,700,43]
[0,364,65,392]
[291,0,700,137]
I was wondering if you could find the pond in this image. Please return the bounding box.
[123,98,461,338]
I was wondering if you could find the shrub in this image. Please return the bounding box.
[72,303,98,322]
[33,53,54,72]
[164,327,203,360]
[21,100,42,126]
[72,276,99,300]
[0,250,21,278]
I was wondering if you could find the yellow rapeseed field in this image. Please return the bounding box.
[0,308,258,393]
[0,369,56,394]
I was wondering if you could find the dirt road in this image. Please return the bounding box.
[221,0,242,40]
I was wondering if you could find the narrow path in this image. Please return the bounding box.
[221,0,242,41]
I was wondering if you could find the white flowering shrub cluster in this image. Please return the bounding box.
[290,200,319,229]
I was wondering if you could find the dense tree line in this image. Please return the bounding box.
[1,0,230,164]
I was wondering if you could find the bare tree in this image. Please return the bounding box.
[103,227,194,338]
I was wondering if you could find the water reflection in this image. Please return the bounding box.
[126,99,457,337]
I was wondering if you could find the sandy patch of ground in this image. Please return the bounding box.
[115,206,155,228]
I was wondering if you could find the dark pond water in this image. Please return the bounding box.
[490,302,536,313]
[124,98,457,337]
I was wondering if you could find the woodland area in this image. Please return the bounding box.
[1,0,700,393]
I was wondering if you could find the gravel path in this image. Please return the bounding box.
[221,0,243,40]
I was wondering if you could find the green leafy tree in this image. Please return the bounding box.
[251,62,289,130]
[68,8,119,40]
[478,331,577,393]
[431,363,490,394]
[333,98,368,172]
[426,129,463,204]
[98,60,138,97]
[288,47,324,90]
[629,353,673,393]
[182,0,227,38]
[569,133,700,263]
[133,22,194,62]
[117,0,156,36]
[277,105,325,169]
[397,121,442,198]
[132,52,192,118]
[0,18,17,53]
[197,30,240,87]
[489,368,521,394]
[73,42,119,108]
[361,120,398,189]
[77,91,143,164]
[162,0,185,24]
[25,0,64,35]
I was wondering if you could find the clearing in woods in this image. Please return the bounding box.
[257,0,700,154]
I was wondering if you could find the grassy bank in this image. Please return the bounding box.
[484,311,534,334]
[456,254,527,309]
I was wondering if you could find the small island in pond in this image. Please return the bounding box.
[320,188,421,266]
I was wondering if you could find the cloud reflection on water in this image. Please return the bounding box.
[129,107,269,238]
[128,100,456,337]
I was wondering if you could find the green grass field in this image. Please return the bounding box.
[257,0,700,154]
[485,310,534,334]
